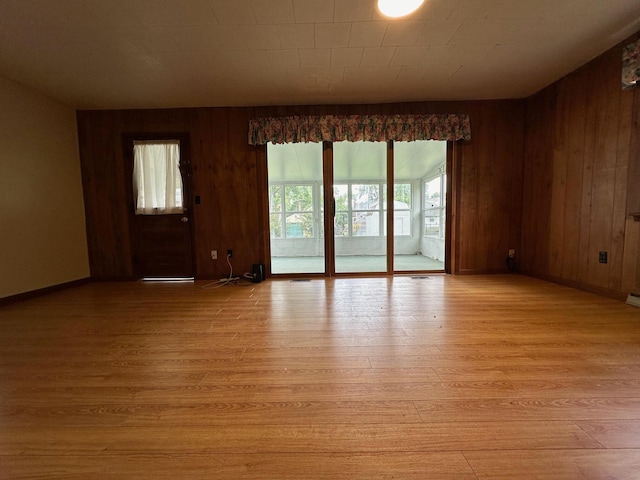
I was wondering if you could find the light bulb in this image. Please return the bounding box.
[377,0,425,18]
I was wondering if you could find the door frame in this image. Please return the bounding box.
[446,140,460,275]
[122,132,195,279]
[322,141,335,276]
[261,140,457,278]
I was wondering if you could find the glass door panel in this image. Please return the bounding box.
[333,141,387,273]
[267,142,324,274]
[393,141,446,272]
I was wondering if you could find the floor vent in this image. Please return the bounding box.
[411,276,431,280]
[626,292,640,308]
[290,279,311,282]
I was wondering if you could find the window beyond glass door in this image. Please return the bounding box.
[423,175,444,237]
[269,184,315,239]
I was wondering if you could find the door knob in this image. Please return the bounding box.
[181,216,189,223]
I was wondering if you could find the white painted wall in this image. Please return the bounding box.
[421,236,445,261]
[0,75,89,299]
[271,236,440,258]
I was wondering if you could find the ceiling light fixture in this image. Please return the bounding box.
[377,0,424,18]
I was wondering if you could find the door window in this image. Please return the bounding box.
[133,140,184,215]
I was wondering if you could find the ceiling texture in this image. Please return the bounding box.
[268,138,447,181]
[2,0,640,110]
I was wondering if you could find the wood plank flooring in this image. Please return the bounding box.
[1,275,639,479]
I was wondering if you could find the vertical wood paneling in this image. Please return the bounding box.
[521,89,555,275]
[522,34,640,299]
[628,90,640,218]
[561,71,587,282]
[189,107,259,278]
[576,59,600,286]
[188,107,213,276]
[622,219,640,293]
[548,81,570,278]
[587,49,620,290]
[78,100,525,279]
[495,101,525,268]
[476,102,497,272]
[77,110,133,279]
[223,108,261,267]
[457,110,480,273]
[455,101,524,273]
[610,80,633,293]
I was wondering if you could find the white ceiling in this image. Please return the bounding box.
[1,0,640,110]
[268,140,446,181]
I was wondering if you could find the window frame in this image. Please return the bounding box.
[269,181,320,239]
[422,168,446,239]
[132,139,184,215]
[390,182,412,237]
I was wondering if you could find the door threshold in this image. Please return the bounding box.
[141,277,195,282]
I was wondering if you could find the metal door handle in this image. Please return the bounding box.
[181,216,189,223]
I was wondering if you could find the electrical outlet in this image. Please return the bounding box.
[227,249,233,257]
[599,251,608,264]
[211,250,217,260]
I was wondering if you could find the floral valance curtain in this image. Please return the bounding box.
[248,114,471,145]
[622,38,640,90]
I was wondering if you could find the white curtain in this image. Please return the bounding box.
[133,140,184,215]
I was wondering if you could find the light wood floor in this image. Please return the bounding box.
[1,275,639,479]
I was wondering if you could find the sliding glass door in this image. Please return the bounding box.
[267,140,447,275]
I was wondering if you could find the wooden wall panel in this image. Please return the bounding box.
[521,34,640,299]
[493,101,525,271]
[454,101,525,273]
[587,48,622,290]
[78,100,525,280]
[547,79,570,279]
[561,72,587,282]
[521,88,555,274]
[77,110,132,279]
[188,107,216,276]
